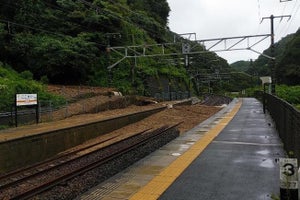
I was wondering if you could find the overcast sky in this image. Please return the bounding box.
[167,0,300,64]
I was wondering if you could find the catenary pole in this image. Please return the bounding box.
[261,15,291,93]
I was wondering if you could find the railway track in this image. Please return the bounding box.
[0,133,123,186]
[0,124,180,199]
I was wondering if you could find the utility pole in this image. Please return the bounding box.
[182,43,191,97]
[260,15,291,93]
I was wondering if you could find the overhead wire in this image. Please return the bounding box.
[283,0,300,36]
[103,0,169,42]
[1,0,122,37]
[75,0,150,44]
[274,0,288,39]
[42,1,123,35]
[274,1,287,30]
[0,16,107,47]
[271,0,280,15]
[76,0,129,24]
[277,0,299,38]
[43,0,122,38]
[44,0,169,45]
[256,0,262,34]
[0,19,67,37]
[0,1,85,34]
[0,1,112,47]
[257,0,298,43]
[1,0,172,47]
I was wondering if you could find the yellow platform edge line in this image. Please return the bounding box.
[129,99,242,200]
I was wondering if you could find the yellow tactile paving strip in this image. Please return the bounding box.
[129,100,242,200]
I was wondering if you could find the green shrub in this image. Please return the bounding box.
[20,70,33,80]
[276,85,300,105]
[0,64,65,112]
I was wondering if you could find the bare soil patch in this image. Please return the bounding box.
[47,85,222,137]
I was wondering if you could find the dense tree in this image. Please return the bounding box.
[0,0,233,95]
[127,0,170,26]
[276,29,300,85]
[245,29,299,85]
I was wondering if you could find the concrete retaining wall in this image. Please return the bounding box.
[0,107,166,174]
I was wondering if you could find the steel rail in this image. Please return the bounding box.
[0,129,151,190]
[7,123,180,199]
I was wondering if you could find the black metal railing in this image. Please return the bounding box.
[265,93,300,160]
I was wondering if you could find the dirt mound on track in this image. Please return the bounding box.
[47,85,116,100]
[44,85,156,121]
[45,85,224,135]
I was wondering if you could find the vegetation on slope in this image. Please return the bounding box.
[0,63,65,112]
[244,29,300,85]
[0,0,237,97]
[0,0,298,105]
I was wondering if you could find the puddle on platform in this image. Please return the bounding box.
[186,142,195,145]
[178,144,190,151]
[196,131,207,135]
[228,129,240,132]
[259,158,275,169]
[256,150,270,155]
[171,153,181,156]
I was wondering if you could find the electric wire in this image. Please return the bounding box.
[43,1,121,37]
[0,1,88,34]
[276,0,293,38]
[277,0,299,38]
[0,17,107,47]
[47,0,169,45]
[283,0,300,36]
[0,18,66,37]
[0,0,170,50]
[256,0,262,34]
[0,1,116,47]
[99,0,169,42]
[274,1,287,31]
[1,0,124,39]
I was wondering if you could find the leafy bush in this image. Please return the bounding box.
[246,85,300,109]
[20,70,33,80]
[0,64,65,112]
[276,85,300,106]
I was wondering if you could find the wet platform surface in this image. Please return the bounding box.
[159,98,285,200]
[77,98,285,200]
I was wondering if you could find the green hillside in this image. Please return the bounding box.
[0,0,274,99]
[0,0,230,95]
[230,60,252,72]
[0,63,65,112]
[246,29,300,85]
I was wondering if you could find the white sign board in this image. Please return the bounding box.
[16,94,38,106]
[182,43,191,54]
[279,158,298,189]
[260,76,272,85]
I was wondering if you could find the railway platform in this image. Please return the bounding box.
[77,98,285,200]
